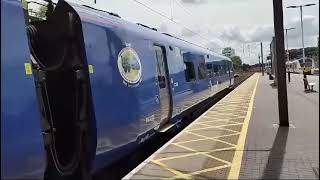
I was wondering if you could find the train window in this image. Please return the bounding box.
[184,62,196,82]
[220,65,226,75]
[213,64,219,73]
[198,63,207,80]
[206,64,213,78]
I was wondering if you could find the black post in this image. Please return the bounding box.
[273,0,289,126]
[288,72,291,82]
[259,55,261,73]
[261,42,264,76]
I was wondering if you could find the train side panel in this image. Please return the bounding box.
[1,0,45,178]
[79,19,161,170]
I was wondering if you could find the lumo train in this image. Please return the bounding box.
[1,0,237,179]
[285,57,316,75]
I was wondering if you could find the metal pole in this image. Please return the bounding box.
[258,55,261,73]
[273,0,289,126]
[285,29,289,61]
[261,42,264,76]
[300,6,305,65]
[171,0,173,20]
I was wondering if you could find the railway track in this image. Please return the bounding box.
[93,72,254,180]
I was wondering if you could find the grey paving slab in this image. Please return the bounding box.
[239,73,319,180]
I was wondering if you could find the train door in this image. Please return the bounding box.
[154,45,172,128]
[227,61,232,86]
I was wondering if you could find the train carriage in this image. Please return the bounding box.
[1,0,235,179]
[286,58,316,75]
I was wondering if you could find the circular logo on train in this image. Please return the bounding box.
[117,47,142,85]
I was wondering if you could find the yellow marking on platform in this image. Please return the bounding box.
[188,122,243,131]
[184,131,237,147]
[172,132,240,145]
[189,164,230,176]
[156,146,236,162]
[172,143,232,165]
[152,160,191,179]
[228,75,259,180]
[215,127,240,134]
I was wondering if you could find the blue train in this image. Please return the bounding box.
[1,0,236,179]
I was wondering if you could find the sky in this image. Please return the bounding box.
[38,0,319,65]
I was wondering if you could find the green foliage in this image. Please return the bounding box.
[288,47,318,60]
[231,56,242,72]
[36,5,47,18]
[242,63,250,71]
[22,0,28,10]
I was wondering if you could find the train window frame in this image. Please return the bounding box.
[213,64,219,76]
[198,62,207,80]
[184,62,196,82]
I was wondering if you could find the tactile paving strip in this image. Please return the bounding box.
[125,74,259,180]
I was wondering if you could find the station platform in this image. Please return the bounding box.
[123,73,319,179]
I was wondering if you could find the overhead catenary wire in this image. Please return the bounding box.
[131,0,215,48]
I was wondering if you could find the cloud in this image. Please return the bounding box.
[180,27,200,37]
[158,22,168,32]
[284,15,319,48]
[248,25,274,42]
[286,15,319,38]
[180,0,207,4]
[219,25,248,43]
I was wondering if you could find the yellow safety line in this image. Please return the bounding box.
[152,160,191,179]
[215,127,241,134]
[183,131,237,147]
[187,122,243,132]
[175,132,240,145]
[172,143,232,165]
[189,164,231,176]
[155,146,236,162]
[228,74,259,180]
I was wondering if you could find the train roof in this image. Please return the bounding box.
[67,1,231,62]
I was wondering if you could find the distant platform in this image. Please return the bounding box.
[123,73,319,179]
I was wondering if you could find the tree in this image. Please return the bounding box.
[231,56,242,72]
[22,0,28,10]
[242,63,250,71]
[36,5,47,18]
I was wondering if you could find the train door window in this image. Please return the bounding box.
[198,62,207,80]
[227,62,231,75]
[206,63,213,77]
[155,46,167,88]
[213,64,219,76]
[219,65,224,75]
[184,62,196,82]
[229,61,233,73]
[223,61,228,74]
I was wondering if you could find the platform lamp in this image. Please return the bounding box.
[287,3,317,71]
[284,27,295,61]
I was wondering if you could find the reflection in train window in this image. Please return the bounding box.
[213,64,219,73]
[184,62,196,82]
[198,63,207,80]
[206,64,213,78]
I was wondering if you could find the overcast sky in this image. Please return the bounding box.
[63,0,319,64]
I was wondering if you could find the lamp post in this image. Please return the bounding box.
[287,4,316,70]
[284,27,295,61]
